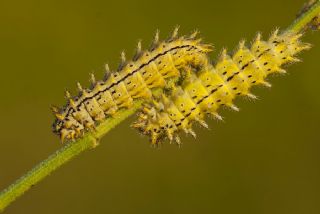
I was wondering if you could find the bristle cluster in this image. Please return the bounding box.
[133,30,311,145]
[52,28,213,142]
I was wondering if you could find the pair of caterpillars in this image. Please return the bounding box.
[52,28,310,145]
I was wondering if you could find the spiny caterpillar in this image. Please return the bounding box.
[51,28,213,142]
[133,30,311,145]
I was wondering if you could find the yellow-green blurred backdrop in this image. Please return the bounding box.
[1,0,319,213]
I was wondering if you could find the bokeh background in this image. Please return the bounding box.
[1,0,320,213]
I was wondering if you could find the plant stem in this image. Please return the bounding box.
[0,1,319,212]
[0,100,143,212]
[287,0,320,32]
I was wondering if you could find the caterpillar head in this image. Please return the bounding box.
[51,101,86,142]
[132,101,182,145]
[52,112,85,143]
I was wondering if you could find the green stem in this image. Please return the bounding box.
[287,0,320,32]
[0,1,319,212]
[0,100,143,212]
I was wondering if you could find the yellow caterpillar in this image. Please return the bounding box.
[133,30,311,145]
[51,28,213,142]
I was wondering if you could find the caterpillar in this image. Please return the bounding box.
[133,30,311,145]
[51,27,213,142]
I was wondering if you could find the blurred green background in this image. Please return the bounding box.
[1,0,319,213]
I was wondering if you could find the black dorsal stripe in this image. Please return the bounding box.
[57,44,203,132]
[175,87,219,127]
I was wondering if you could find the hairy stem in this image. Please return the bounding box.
[0,1,319,212]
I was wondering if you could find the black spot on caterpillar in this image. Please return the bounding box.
[51,27,213,142]
[133,30,311,145]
